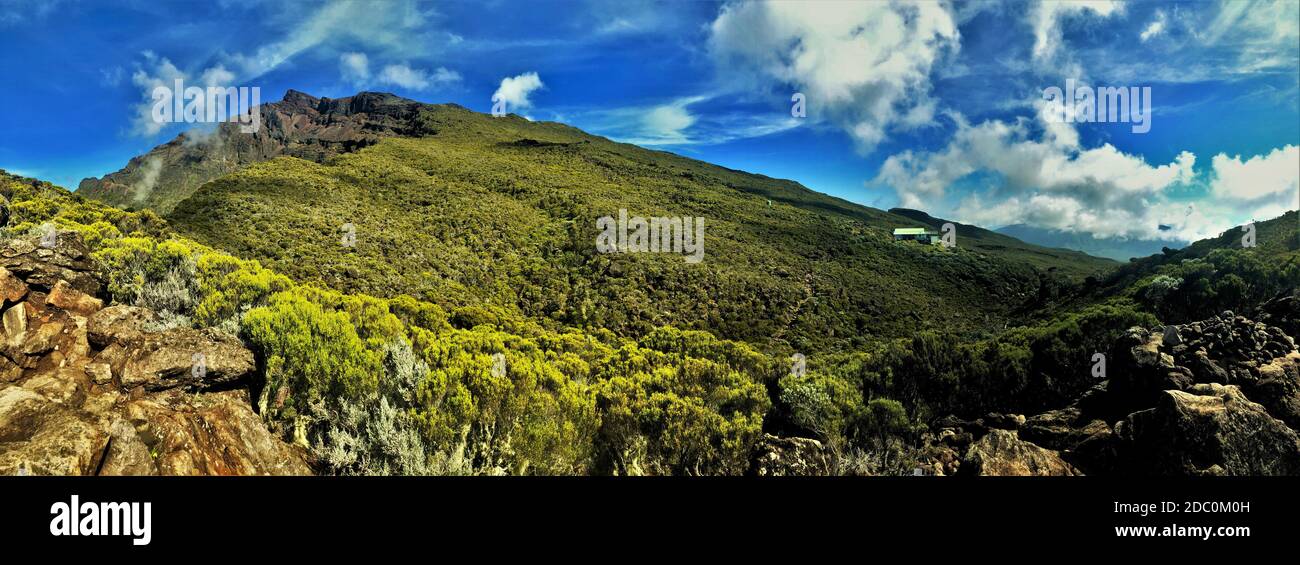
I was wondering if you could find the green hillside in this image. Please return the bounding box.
[166,100,1114,354]
[1079,210,1300,323]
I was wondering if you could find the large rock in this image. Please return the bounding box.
[124,389,311,475]
[749,434,831,476]
[0,232,102,296]
[117,328,256,391]
[0,267,27,305]
[97,415,157,476]
[87,305,158,348]
[1115,383,1300,475]
[960,429,1080,476]
[47,279,102,316]
[1258,291,1300,341]
[88,305,255,391]
[0,386,108,475]
[0,232,311,476]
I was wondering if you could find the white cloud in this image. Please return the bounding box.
[1202,0,1299,46]
[128,54,187,137]
[563,93,799,147]
[130,156,163,203]
[1139,10,1166,42]
[339,52,370,84]
[1210,145,1300,204]
[126,54,245,137]
[1030,0,1123,61]
[492,72,544,112]
[1198,0,1300,75]
[228,0,435,79]
[198,65,236,87]
[641,102,698,144]
[339,52,459,91]
[376,63,461,90]
[585,0,684,36]
[707,0,958,153]
[872,105,1213,240]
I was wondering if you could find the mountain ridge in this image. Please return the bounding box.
[76,89,447,213]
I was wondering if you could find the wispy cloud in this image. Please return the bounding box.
[339,52,460,91]
[563,94,801,148]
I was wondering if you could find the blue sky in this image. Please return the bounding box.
[1,0,1296,243]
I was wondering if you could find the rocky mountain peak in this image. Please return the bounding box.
[76,89,439,214]
[280,88,321,110]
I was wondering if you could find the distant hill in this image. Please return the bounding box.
[995,223,1188,261]
[888,209,1115,273]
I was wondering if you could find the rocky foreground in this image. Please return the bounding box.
[912,303,1300,476]
[3,229,1297,476]
[0,232,308,475]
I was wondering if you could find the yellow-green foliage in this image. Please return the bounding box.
[409,325,599,474]
[194,252,293,327]
[1,171,167,244]
[243,289,384,409]
[589,327,772,476]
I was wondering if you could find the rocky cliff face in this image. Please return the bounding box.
[0,231,309,475]
[911,310,1300,476]
[77,90,441,214]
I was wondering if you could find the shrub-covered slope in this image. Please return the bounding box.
[163,93,1114,354]
[7,161,1299,475]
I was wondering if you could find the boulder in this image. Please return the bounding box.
[1247,352,1300,430]
[0,232,102,296]
[117,328,256,391]
[21,367,89,407]
[87,305,158,348]
[1115,383,1300,475]
[2,302,26,349]
[47,279,103,316]
[0,267,27,304]
[1258,291,1300,342]
[749,434,831,476]
[960,429,1080,476]
[97,417,157,476]
[124,389,311,476]
[0,386,108,475]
